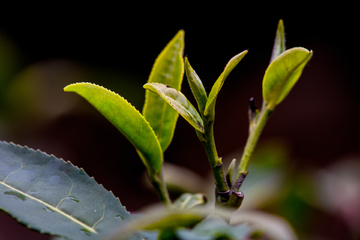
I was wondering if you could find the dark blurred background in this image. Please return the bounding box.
[0,6,359,240]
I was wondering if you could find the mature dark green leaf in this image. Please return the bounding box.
[144,83,204,133]
[270,19,286,63]
[263,47,313,110]
[0,141,139,240]
[64,82,162,175]
[142,30,185,152]
[184,57,207,115]
[173,193,207,210]
[204,50,248,118]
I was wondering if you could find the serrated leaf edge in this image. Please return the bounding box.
[65,82,163,173]
[0,140,130,236]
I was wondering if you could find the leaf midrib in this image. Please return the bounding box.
[0,180,100,234]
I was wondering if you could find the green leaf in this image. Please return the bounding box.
[177,216,252,240]
[142,30,185,152]
[64,82,162,175]
[231,210,298,240]
[262,47,313,110]
[143,83,204,133]
[162,163,207,194]
[204,50,248,118]
[99,205,239,240]
[226,158,236,188]
[184,57,207,115]
[270,19,286,63]
[173,193,207,210]
[0,141,140,240]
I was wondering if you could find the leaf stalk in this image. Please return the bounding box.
[235,101,273,186]
[197,118,230,200]
[149,168,172,206]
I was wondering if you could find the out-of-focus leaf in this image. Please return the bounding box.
[142,30,185,152]
[0,141,139,240]
[162,163,207,194]
[173,193,207,210]
[177,216,251,240]
[100,207,207,240]
[64,82,162,175]
[231,210,298,240]
[312,158,360,235]
[184,57,207,115]
[144,83,204,133]
[204,50,248,118]
[270,19,286,63]
[263,47,312,110]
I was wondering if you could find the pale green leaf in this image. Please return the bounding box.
[173,193,207,210]
[184,57,207,115]
[231,210,298,240]
[204,50,248,117]
[263,47,313,110]
[162,163,207,194]
[64,82,162,175]
[270,19,286,63]
[226,158,236,188]
[99,207,207,240]
[177,216,251,240]
[98,206,246,240]
[143,83,204,133]
[0,141,140,240]
[142,30,185,152]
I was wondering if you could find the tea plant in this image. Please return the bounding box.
[0,20,312,240]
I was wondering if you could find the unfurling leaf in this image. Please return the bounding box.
[64,82,163,175]
[263,47,313,110]
[0,141,139,240]
[204,50,248,118]
[142,30,185,152]
[184,57,208,115]
[226,158,236,189]
[270,19,286,63]
[143,83,204,133]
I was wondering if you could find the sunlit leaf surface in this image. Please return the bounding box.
[270,19,286,63]
[184,57,207,115]
[64,82,162,175]
[204,50,248,118]
[144,83,204,133]
[263,47,313,109]
[142,30,185,152]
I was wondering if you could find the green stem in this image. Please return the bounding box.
[197,118,229,194]
[234,102,273,187]
[149,168,172,206]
